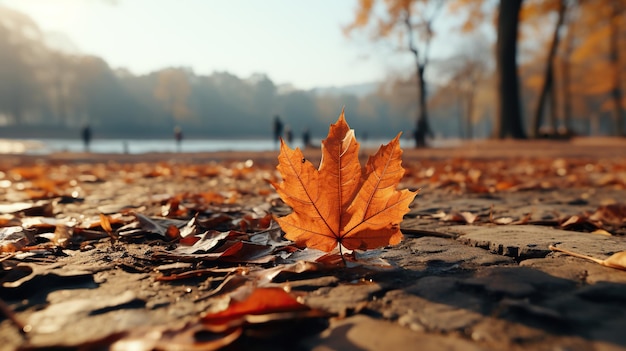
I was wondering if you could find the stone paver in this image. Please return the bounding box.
[303,315,486,351]
[452,225,626,259]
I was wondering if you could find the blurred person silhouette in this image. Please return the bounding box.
[284,125,293,144]
[414,115,436,148]
[302,128,311,149]
[174,126,183,152]
[81,124,91,152]
[413,127,433,148]
[273,115,283,148]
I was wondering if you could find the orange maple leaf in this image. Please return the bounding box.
[272,109,418,252]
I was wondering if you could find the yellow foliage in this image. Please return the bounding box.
[525,74,544,90]
[447,0,488,33]
[571,25,611,63]
[355,0,374,27]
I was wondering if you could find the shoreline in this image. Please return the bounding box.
[1,137,626,166]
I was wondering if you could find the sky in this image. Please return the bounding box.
[1,0,464,90]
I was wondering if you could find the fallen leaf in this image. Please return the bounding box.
[0,226,35,252]
[134,213,189,238]
[560,215,601,232]
[591,229,612,236]
[153,240,243,262]
[198,213,235,230]
[272,110,418,252]
[437,211,477,224]
[202,287,310,327]
[165,224,180,240]
[1,263,95,299]
[156,266,247,282]
[179,215,198,238]
[600,252,626,270]
[493,217,514,225]
[219,241,275,264]
[589,204,626,227]
[0,202,39,214]
[0,214,20,227]
[52,224,73,248]
[251,260,327,285]
[79,213,129,229]
[19,216,59,230]
[112,286,322,351]
[549,244,626,271]
[99,213,113,233]
[248,225,291,247]
[175,230,231,254]
[27,291,144,334]
[111,324,242,351]
[195,274,251,301]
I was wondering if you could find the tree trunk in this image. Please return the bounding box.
[549,72,558,132]
[495,0,526,139]
[414,64,431,147]
[561,20,574,134]
[457,91,464,139]
[403,6,436,148]
[531,0,566,138]
[609,1,625,136]
[466,91,474,140]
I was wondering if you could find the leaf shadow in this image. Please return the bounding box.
[385,259,626,348]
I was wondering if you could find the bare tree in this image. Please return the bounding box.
[608,1,624,136]
[559,1,580,135]
[430,35,490,139]
[345,0,444,147]
[530,0,568,137]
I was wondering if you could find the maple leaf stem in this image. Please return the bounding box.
[339,244,347,266]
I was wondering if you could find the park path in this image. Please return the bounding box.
[1,137,626,350]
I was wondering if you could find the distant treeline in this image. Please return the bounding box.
[2,3,623,143]
[0,6,444,141]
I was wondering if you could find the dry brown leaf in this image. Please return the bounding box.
[52,224,72,248]
[99,213,113,233]
[591,229,612,236]
[0,226,35,252]
[437,211,477,224]
[202,287,310,328]
[493,217,514,225]
[272,110,418,252]
[549,244,626,271]
[589,204,626,227]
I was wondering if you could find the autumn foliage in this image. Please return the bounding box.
[272,110,418,252]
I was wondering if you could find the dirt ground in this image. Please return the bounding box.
[1,137,626,351]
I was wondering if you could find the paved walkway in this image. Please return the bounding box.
[1,138,626,350]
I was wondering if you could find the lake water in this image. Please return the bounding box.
[38,138,281,154]
[1,137,452,155]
